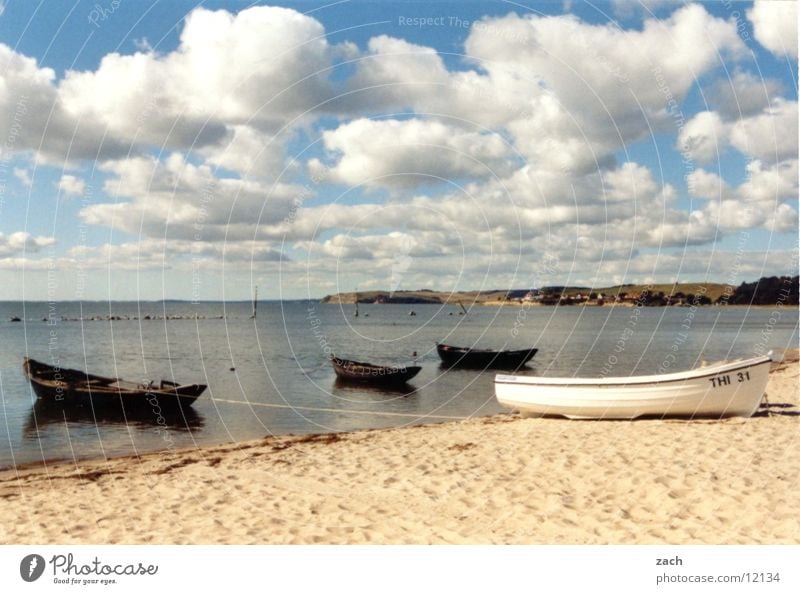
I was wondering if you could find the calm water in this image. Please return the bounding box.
[0,301,797,467]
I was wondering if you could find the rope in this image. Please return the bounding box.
[209,398,467,421]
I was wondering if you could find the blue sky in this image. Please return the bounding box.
[0,0,797,300]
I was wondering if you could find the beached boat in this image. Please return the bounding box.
[495,353,772,419]
[330,356,421,385]
[437,343,538,370]
[22,358,206,408]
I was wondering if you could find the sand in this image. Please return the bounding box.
[1,351,798,544]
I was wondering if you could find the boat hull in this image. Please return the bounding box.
[331,357,421,385]
[23,358,206,409]
[495,355,772,419]
[437,344,537,370]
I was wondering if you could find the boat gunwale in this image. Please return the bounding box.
[437,343,537,356]
[494,355,772,387]
[331,356,418,374]
[28,378,204,397]
[23,357,206,399]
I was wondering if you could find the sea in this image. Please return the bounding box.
[0,300,797,468]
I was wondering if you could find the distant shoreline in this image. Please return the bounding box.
[322,276,799,308]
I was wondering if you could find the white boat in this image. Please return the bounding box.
[494,353,773,419]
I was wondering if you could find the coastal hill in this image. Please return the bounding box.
[321,276,799,306]
[321,289,513,305]
[320,285,724,305]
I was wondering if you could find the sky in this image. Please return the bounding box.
[0,0,797,300]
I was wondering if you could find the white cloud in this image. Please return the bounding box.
[347,5,746,176]
[310,118,515,189]
[700,199,768,231]
[737,159,799,204]
[728,99,798,163]
[685,159,798,235]
[65,238,283,271]
[686,169,731,200]
[748,0,798,59]
[80,153,303,241]
[345,36,450,113]
[0,232,54,256]
[677,99,797,166]
[677,111,729,164]
[59,5,336,141]
[708,70,784,119]
[463,5,746,169]
[57,174,86,196]
[765,203,798,233]
[13,167,32,188]
[310,231,438,260]
[1,5,343,169]
[0,44,130,164]
[589,249,798,286]
[198,125,289,178]
[601,161,664,204]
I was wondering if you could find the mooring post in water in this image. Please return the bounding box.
[251,286,258,319]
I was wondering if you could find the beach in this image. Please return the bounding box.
[1,351,797,545]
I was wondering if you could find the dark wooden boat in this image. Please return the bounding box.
[436,343,538,370]
[22,358,206,408]
[330,356,421,385]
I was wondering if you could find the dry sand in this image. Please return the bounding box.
[1,352,798,544]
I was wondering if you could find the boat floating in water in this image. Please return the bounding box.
[494,353,773,419]
[23,358,206,409]
[330,356,421,385]
[437,343,538,370]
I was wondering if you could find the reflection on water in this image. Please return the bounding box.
[0,301,797,467]
[24,399,204,435]
[332,377,419,397]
